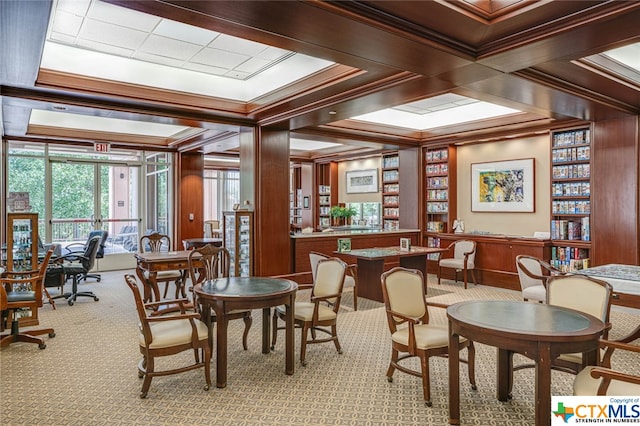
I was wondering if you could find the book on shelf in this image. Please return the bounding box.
[426,221,445,232]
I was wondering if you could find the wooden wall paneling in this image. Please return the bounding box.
[592,116,640,266]
[177,152,204,246]
[291,231,421,273]
[398,148,420,229]
[252,127,291,276]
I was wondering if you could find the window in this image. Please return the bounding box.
[204,169,240,220]
[346,202,381,227]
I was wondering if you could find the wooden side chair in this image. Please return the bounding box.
[139,232,184,299]
[437,240,477,289]
[381,267,476,406]
[309,251,358,311]
[124,274,211,398]
[574,325,640,396]
[187,244,252,350]
[515,254,563,303]
[547,274,613,373]
[1,246,56,349]
[271,257,347,366]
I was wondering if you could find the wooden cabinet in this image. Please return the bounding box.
[6,213,39,271]
[381,153,400,230]
[290,166,303,231]
[550,127,591,271]
[435,233,552,290]
[315,162,338,229]
[223,211,254,277]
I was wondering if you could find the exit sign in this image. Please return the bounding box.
[95,143,110,152]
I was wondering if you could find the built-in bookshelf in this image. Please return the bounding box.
[425,146,456,234]
[316,162,338,229]
[290,166,303,231]
[382,153,400,230]
[550,127,591,271]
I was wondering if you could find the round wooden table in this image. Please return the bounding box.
[194,276,298,388]
[447,300,606,426]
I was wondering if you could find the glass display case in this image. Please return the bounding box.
[6,213,39,271]
[223,210,254,277]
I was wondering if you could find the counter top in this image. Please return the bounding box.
[290,228,420,238]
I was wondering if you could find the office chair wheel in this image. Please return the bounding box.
[39,343,46,350]
[94,296,100,301]
[49,332,56,338]
[68,300,74,306]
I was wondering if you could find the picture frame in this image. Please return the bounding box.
[399,237,411,252]
[471,158,535,212]
[337,238,352,252]
[346,169,379,194]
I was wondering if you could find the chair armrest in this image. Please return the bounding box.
[144,298,190,310]
[269,271,313,286]
[425,301,450,310]
[56,253,90,263]
[589,367,640,395]
[310,292,341,303]
[145,311,201,323]
[385,308,420,325]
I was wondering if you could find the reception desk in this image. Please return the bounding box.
[427,232,553,291]
[291,229,421,274]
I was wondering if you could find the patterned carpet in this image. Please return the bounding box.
[1,270,638,425]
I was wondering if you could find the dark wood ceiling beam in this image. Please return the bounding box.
[476,2,640,72]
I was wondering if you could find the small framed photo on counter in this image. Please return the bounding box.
[337,238,352,252]
[399,237,411,252]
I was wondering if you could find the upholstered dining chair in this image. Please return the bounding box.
[573,337,640,396]
[124,274,211,398]
[547,274,613,373]
[271,256,347,366]
[139,232,184,299]
[515,254,563,303]
[309,251,358,311]
[381,267,476,406]
[187,244,252,350]
[1,246,56,349]
[437,240,477,289]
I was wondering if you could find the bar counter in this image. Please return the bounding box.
[291,228,421,273]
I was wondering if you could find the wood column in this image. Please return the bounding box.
[176,152,204,246]
[241,127,291,276]
[592,115,640,265]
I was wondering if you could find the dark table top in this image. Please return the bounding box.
[196,276,297,298]
[447,300,605,339]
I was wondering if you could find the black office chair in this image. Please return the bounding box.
[56,235,101,306]
[64,230,108,282]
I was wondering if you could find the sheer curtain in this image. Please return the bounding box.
[204,169,240,220]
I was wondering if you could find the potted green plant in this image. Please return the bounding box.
[330,205,358,226]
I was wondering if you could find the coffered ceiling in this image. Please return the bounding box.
[2,0,640,161]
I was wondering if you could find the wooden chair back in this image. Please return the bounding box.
[139,232,170,253]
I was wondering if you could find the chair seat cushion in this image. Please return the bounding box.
[344,275,355,288]
[277,302,336,322]
[574,366,640,395]
[439,259,474,269]
[392,324,467,349]
[522,286,546,302]
[6,291,36,302]
[144,270,183,281]
[62,263,86,274]
[141,318,208,348]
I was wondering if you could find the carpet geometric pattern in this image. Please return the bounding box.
[1,270,638,425]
